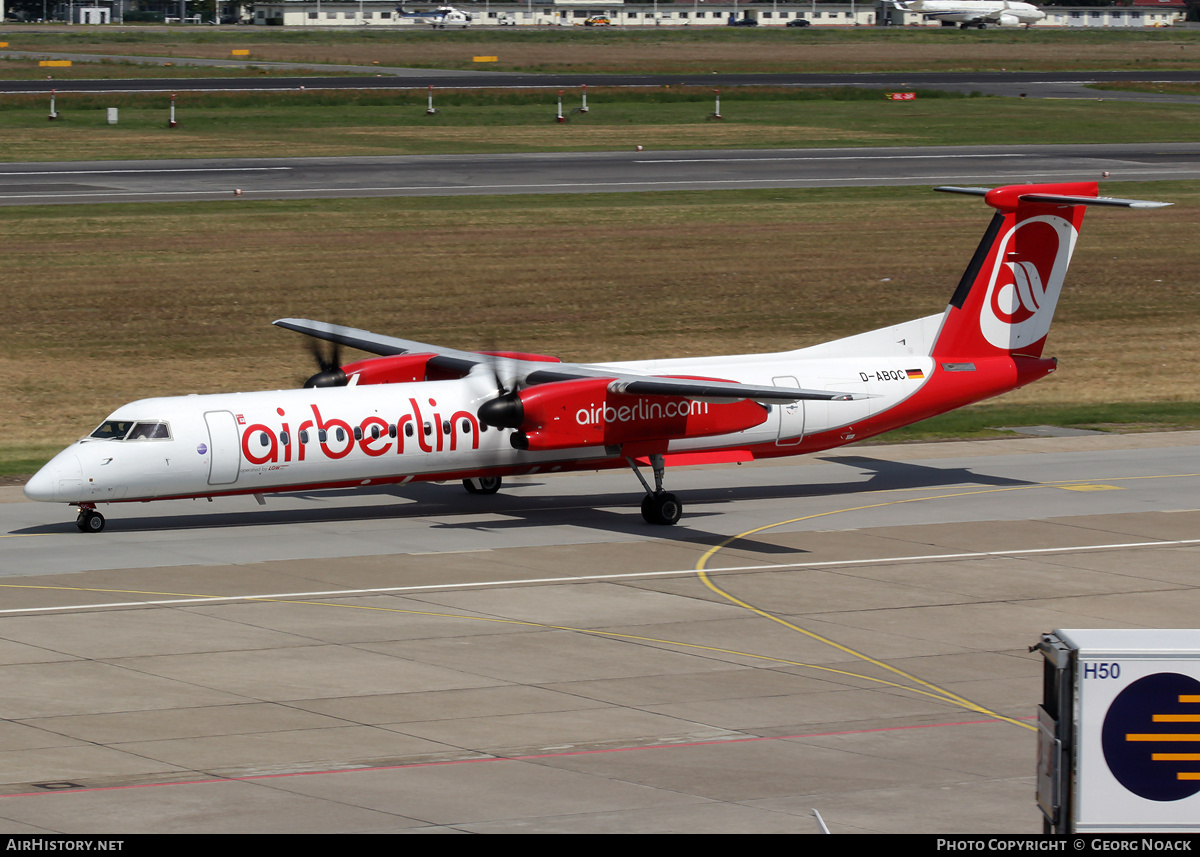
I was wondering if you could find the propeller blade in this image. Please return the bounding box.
[475,342,526,429]
[303,338,347,388]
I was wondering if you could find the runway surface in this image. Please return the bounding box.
[1,431,1197,832]
[2,142,1197,205]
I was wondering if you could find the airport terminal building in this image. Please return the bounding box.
[238,1,1185,29]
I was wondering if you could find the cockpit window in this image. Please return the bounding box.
[127,421,171,440]
[89,420,171,441]
[90,420,135,440]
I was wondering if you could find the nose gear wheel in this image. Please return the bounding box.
[75,507,105,533]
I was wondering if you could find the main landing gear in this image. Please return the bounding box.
[462,476,502,495]
[627,454,682,526]
[74,504,105,533]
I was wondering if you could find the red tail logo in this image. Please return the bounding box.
[978,214,1077,352]
[933,183,1100,360]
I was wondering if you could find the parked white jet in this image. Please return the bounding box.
[403,5,472,28]
[895,0,1045,28]
[24,182,1168,533]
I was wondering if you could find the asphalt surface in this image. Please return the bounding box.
[1,142,1196,205]
[1,432,1197,832]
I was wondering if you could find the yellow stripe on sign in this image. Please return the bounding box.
[1155,715,1200,722]
[231,49,250,56]
[1127,734,1200,742]
[0,42,9,48]
[39,60,72,67]
[473,56,498,63]
[1153,754,1200,760]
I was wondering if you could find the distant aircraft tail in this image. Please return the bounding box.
[931,182,1167,363]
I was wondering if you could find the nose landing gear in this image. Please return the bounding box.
[74,504,105,533]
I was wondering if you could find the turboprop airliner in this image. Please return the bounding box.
[24,182,1168,533]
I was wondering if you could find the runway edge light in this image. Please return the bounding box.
[1035,629,1200,834]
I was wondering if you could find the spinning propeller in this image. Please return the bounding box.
[303,338,348,389]
[475,351,525,429]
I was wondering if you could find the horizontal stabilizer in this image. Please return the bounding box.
[935,186,1171,210]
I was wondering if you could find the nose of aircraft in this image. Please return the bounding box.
[23,461,59,502]
[23,454,82,503]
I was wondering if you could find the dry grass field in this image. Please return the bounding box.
[2,88,1199,161]
[0,38,1168,74]
[3,183,1196,472]
[4,26,1200,74]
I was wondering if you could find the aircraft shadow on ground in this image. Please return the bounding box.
[14,456,1033,550]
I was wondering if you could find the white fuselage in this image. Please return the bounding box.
[24,316,943,506]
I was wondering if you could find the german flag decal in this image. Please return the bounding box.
[906,369,925,380]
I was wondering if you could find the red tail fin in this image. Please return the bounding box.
[932,182,1096,361]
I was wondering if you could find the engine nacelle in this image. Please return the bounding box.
[341,354,439,385]
[997,13,1021,26]
[487,377,770,452]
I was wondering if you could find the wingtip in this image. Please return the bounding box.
[273,317,324,331]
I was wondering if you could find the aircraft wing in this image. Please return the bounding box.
[273,318,862,404]
[274,317,482,374]
[898,5,987,22]
[933,10,986,22]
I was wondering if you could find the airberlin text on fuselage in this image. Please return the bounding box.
[239,399,479,466]
[575,399,708,426]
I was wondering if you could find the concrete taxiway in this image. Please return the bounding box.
[0,431,1197,833]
